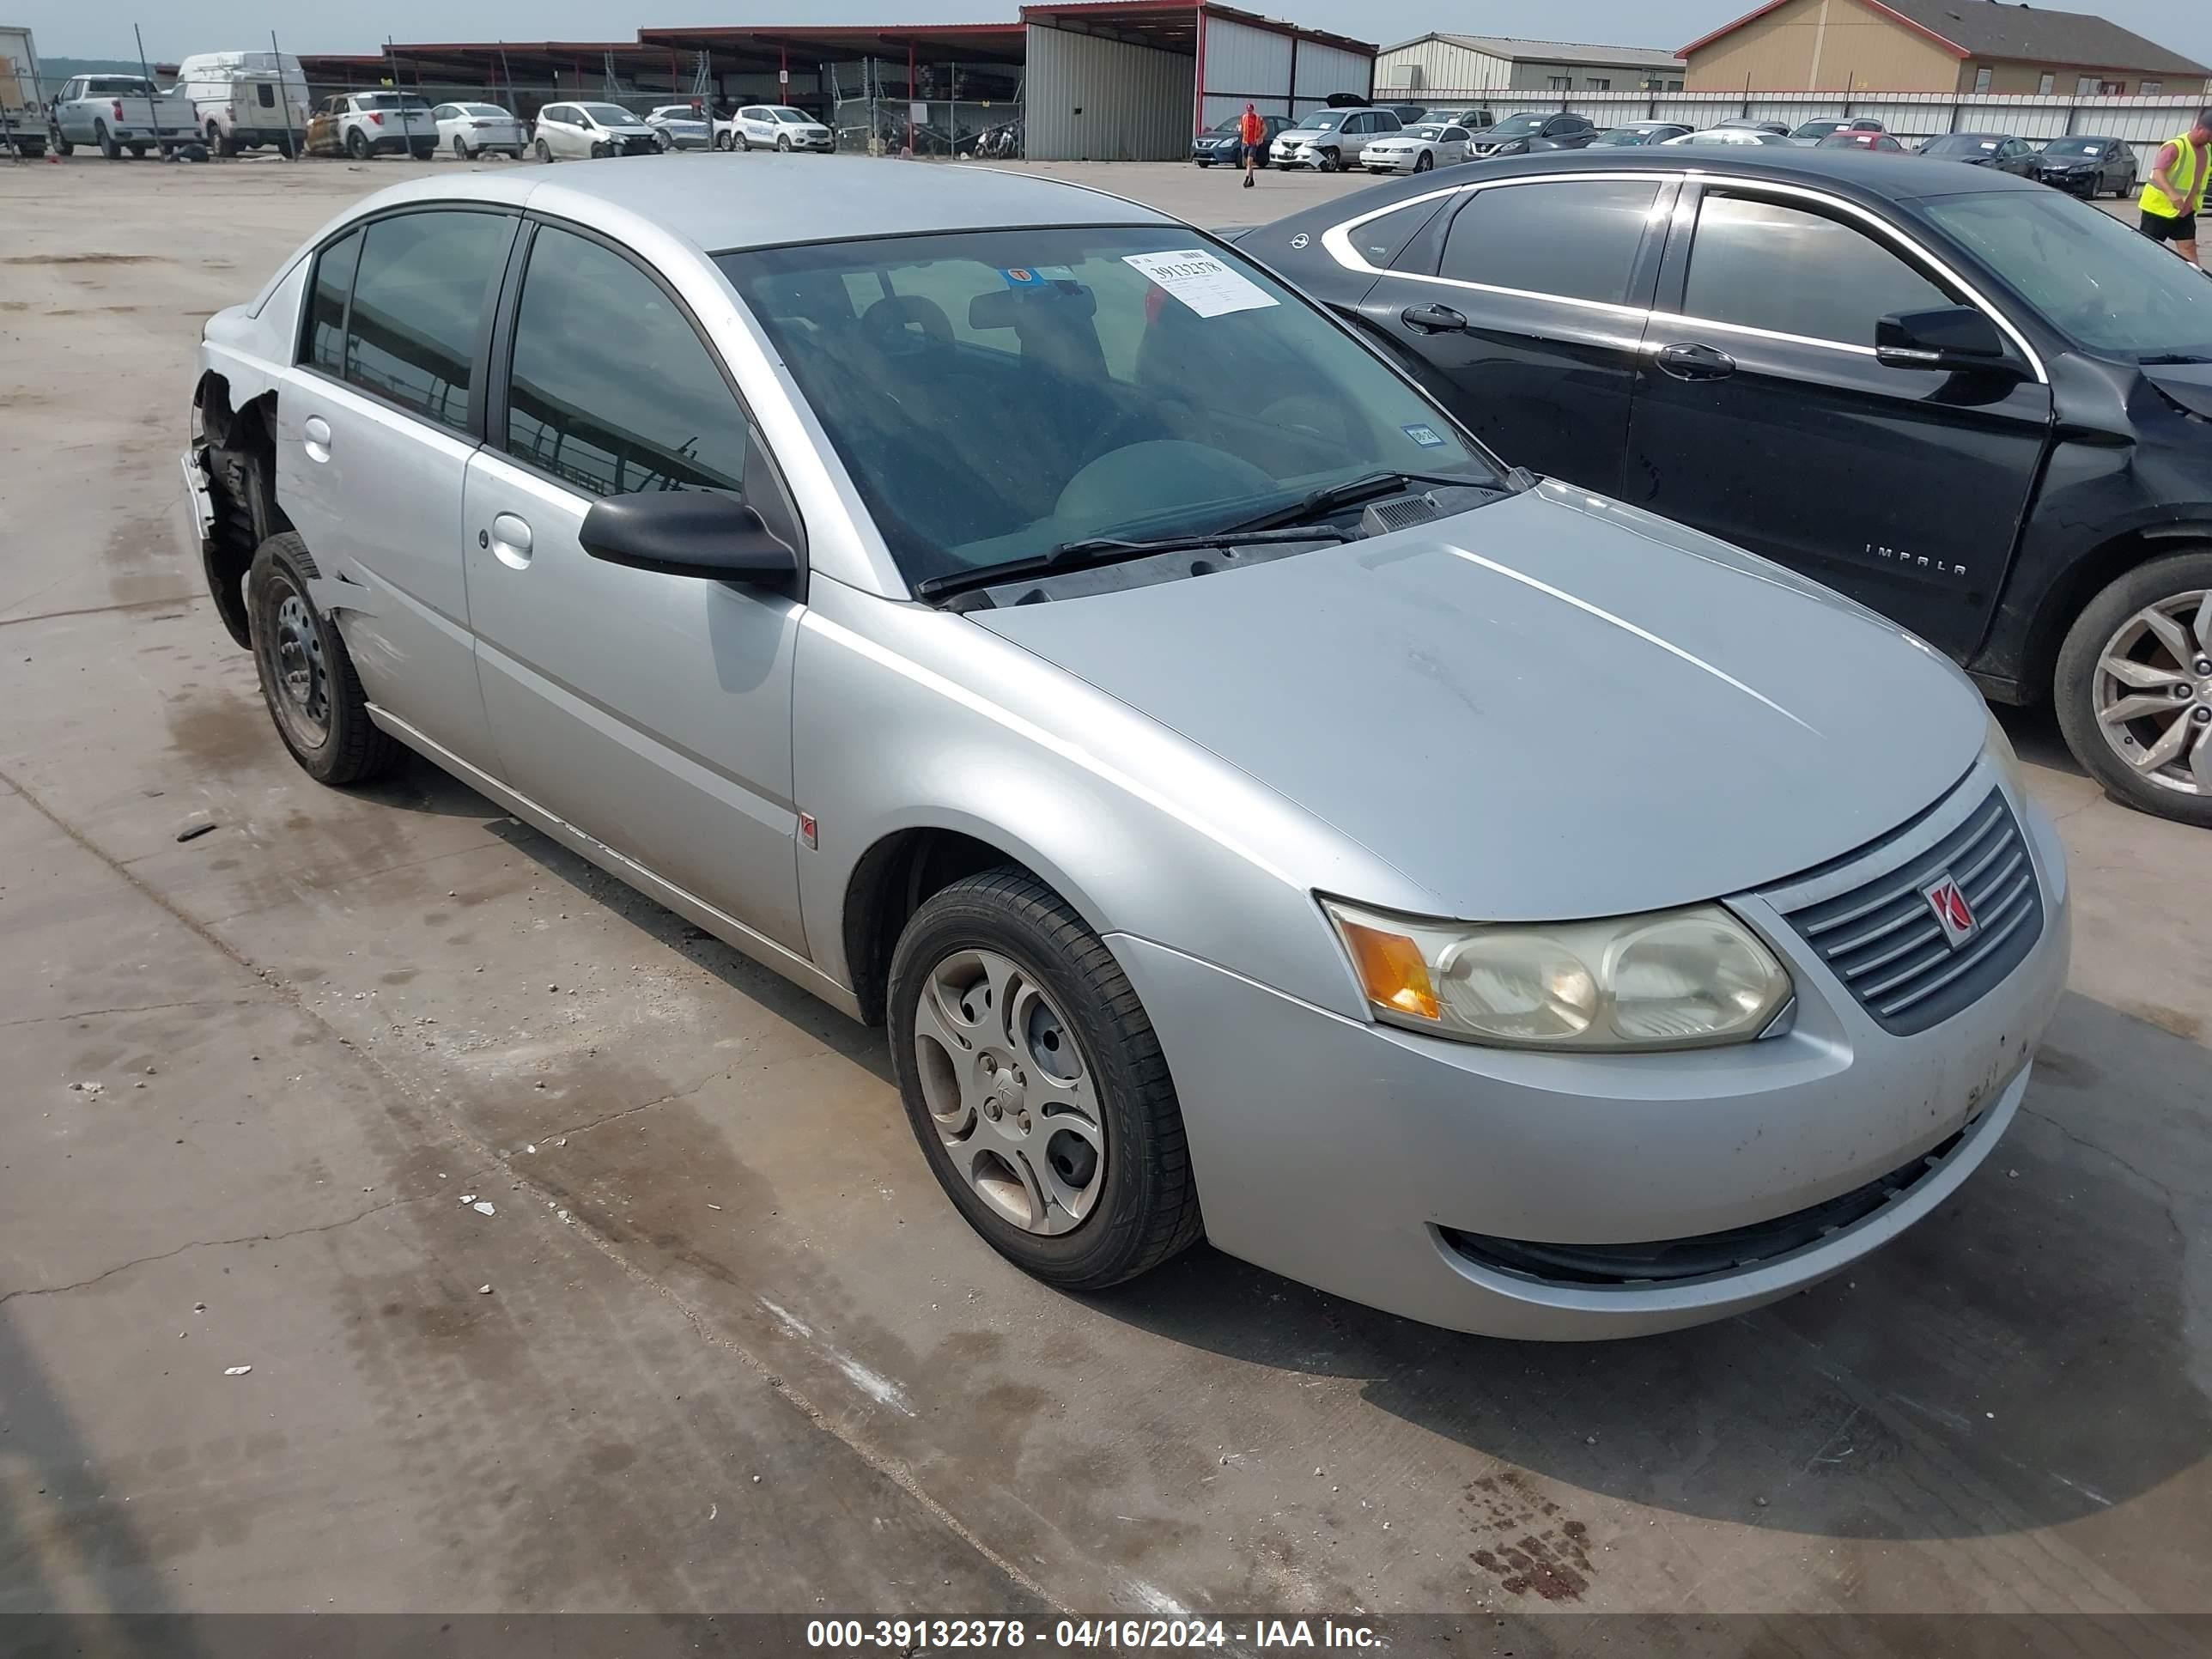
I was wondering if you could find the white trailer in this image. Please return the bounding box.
[0,23,47,158]
[173,50,309,155]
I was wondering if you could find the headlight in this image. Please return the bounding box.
[1323,897,1792,1052]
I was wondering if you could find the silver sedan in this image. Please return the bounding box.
[181,160,2069,1340]
[1360,121,1476,174]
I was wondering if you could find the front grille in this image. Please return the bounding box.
[1444,1118,1974,1285]
[1776,786,2041,1036]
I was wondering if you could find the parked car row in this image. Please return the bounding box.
[185,155,2075,1342]
[1241,146,2212,825]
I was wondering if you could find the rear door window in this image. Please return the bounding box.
[341,210,512,431]
[1439,179,1661,306]
[302,228,362,374]
[1680,192,1952,348]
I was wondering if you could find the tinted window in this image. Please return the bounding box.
[343,210,508,430]
[505,225,749,498]
[1440,179,1660,305]
[1349,198,1448,268]
[1683,194,1950,348]
[303,228,362,374]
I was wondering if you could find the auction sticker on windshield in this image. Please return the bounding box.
[1122,249,1278,318]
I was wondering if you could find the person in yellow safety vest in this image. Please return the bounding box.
[2138,108,2212,266]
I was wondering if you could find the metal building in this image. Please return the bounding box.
[1023,1,1375,161]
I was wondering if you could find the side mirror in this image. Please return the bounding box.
[1875,305,2011,372]
[578,489,799,593]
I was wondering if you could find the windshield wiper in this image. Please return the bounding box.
[1225,469,1507,535]
[2137,353,2212,366]
[913,525,1355,601]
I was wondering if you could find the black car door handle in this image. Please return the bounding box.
[1654,342,1737,381]
[1401,302,1468,334]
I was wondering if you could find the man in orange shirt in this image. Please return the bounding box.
[1240,102,1265,188]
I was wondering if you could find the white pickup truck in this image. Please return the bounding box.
[51,72,196,158]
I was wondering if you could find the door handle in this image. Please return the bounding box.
[302,416,331,462]
[1653,342,1737,382]
[1401,302,1468,335]
[488,512,533,568]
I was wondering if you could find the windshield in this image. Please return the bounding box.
[579,103,634,125]
[1790,120,1847,137]
[88,76,156,96]
[1208,116,1240,132]
[653,106,698,119]
[1924,135,2002,155]
[2040,137,2106,157]
[772,106,812,123]
[1409,125,1450,140]
[1923,191,2212,361]
[1592,126,1662,145]
[1293,112,1343,131]
[720,228,1499,586]
[1488,113,1546,138]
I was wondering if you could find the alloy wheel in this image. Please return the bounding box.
[911,948,1106,1237]
[2092,589,2212,797]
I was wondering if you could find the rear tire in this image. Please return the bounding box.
[96,120,118,160]
[2053,549,2212,828]
[889,868,1203,1291]
[453,136,471,159]
[247,534,403,787]
[210,121,235,157]
[535,137,553,163]
[345,127,368,160]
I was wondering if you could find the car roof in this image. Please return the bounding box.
[1937,131,2013,141]
[337,158,1176,255]
[1437,144,2047,199]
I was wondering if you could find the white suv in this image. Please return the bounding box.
[1268,107,1401,172]
[725,104,834,152]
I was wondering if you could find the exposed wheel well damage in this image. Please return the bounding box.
[195,374,288,649]
[2015,526,2212,705]
[842,829,1038,1025]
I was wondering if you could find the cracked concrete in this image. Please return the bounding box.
[1,155,2209,1621]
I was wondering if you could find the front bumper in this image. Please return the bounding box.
[1112,763,2070,1340]
[2038,170,2097,194]
[1270,145,1317,167]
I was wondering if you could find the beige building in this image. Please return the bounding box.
[1680,0,2210,95]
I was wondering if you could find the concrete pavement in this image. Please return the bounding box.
[0,151,2207,1620]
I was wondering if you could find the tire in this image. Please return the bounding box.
[129,143,148,158]
[345,127,368,160]
[776,134,791,152]
[1414,150,1433,172]
[739,134,752,151]
[2053,549,2212,827]
[210,121,234,157]
[889,868,1203,1290]
[1316,147,1340,172]
[714,131,731,150]
[535,138,553,163]
[247,534,403,787]
[453,136,471,159]
[96,120,118,160]
[590,139,609,159]
[55,137,73,156]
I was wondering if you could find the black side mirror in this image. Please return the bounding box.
[579,489,799,594]
[1875,305,2012,372]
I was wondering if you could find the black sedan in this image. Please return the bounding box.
[1917,131,2041,175]
[1468,110,1595,158]
[1238,148,2212,824]
[2034,134,2139,198]
[1191,112,1289,165]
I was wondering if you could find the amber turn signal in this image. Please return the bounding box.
[1337,916,1442,1022]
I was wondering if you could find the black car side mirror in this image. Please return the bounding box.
[1875,305,2012,372]
[579,489,799,593]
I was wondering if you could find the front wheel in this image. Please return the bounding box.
[2053,549,2212,827]
[247,534,403,787]
[1413,150,1434,172]
[889,869,1202,1289]
[775,133,791,152]
[1316,147,1340,172]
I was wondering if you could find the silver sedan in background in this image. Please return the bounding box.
[182,160,2068,1340]
[1360,121,1477,173]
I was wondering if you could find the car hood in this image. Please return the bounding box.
[970,483,1984,921]
[2142,360,2212,419]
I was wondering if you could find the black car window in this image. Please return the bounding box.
[302,227,362,374]
[1350,198,1450,268]
[341,210,508,432]
[505,224,750,499]
[1440,179,1661,306]
[1682,193,1951,349]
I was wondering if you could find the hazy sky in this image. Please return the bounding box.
[28,0,2212,80]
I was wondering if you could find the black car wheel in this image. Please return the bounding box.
[2056,550,2212,827]
[1316,147,1339,172]
[776,133,791,152]
[1413,150,1433,173]
[345,127,368,160]
[535,137,553,162]
[96,120,118,159]
[248,535,403,787]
